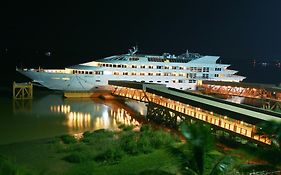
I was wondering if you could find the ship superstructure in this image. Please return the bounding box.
[17,47,245,91]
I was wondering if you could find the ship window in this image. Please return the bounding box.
[113,72,119,75]
[179,80,184,83]
[189,73,196,78]
[140,73,145,76]
[214,74,219,77]
[141,81,145,83]
[203,67,209,72]
[165,81,169,83]
[164,66,169,69]
[117,65,121,68]
[95,71,103,75]
[123,72,128,75]
[122,65,126,68]
[102,64,106,67]
[85,71,89,74]
[172,80,176,83]
[149,81,153,83]
[81,71,84,74]
[156,73,161,76]
[148,73,153,76]
[164,73,170,76]
[215,68,222,71]
[172,66,177,69]
[96,80,101,82]
[113,64,117,68]
[203,74,209,78]
[109,64,112,67]
[141,65,145,68]
[131,72,137,75]
[179,66,184,70]
[132,65,137,68]
[157,81,161,83]
[89,71,93,74]
[156,66,162,69]
[178,73,184,76]
[129,57,139,61]
[148,65,153,69]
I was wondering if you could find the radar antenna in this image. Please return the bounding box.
[128,45,138,55]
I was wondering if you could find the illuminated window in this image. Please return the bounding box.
[95,71,103,75]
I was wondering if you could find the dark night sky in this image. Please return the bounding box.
[1,0,281,84]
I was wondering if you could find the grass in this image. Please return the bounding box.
[0,124,281,175]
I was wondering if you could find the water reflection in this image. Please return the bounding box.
[0,92,142,145]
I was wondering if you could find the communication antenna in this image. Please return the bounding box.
[186,49,189,58]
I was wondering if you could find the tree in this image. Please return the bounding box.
[168,121,235,175]
[257,120,281,149]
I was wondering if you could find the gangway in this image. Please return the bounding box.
[109,81,281,146]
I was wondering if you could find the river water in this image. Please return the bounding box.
[0,88,147,145]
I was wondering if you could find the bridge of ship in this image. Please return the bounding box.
[109,81,281,145]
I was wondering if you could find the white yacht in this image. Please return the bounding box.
[16,47,245,91]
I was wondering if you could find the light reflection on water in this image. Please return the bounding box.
[0,92,145,145]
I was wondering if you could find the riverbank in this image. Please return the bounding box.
[1,124,280,175]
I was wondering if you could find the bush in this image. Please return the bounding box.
[140,124,153,133]
[118,124,135,131]
[63,152,89,163]
[60,135,77,144]
[119,131,139,155]
[150,130,176,149]
[94,146,124,164]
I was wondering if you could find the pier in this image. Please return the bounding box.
[109,81,281,145]
[13,82,33,99]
